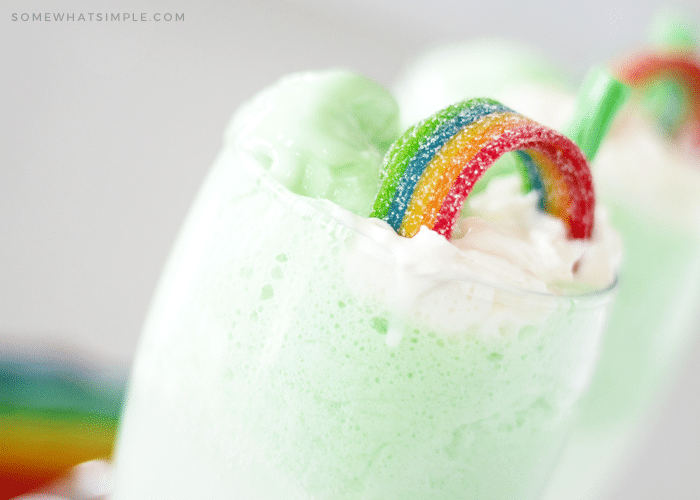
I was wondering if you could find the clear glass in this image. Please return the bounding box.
[112,145,617,500]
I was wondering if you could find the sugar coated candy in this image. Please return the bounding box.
[371,98,595,240]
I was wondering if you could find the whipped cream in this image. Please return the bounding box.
[328,173,620,290]
[313,170,621,341]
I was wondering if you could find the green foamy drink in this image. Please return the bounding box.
[112,71,618,499]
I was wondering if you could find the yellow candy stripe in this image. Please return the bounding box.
[400,112,527,237]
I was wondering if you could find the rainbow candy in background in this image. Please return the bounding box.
[0,348,126,499]
[614,11,700,151]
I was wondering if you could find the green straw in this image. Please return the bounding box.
[566,67,631,161]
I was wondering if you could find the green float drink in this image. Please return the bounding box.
[395,39,700,499]
[113,70,618,499]
[542,110,700,499]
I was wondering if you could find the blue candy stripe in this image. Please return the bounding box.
[514,150,546,210]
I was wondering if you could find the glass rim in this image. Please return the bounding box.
[233,146,619,306]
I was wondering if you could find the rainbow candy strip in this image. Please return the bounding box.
[371,98,595,240]
[1,355,125,499]
[617,51,700,146]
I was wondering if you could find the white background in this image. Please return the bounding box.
[2,0,699,498]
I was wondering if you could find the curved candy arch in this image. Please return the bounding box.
[617,52,700,146]
[371,98,595,240]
